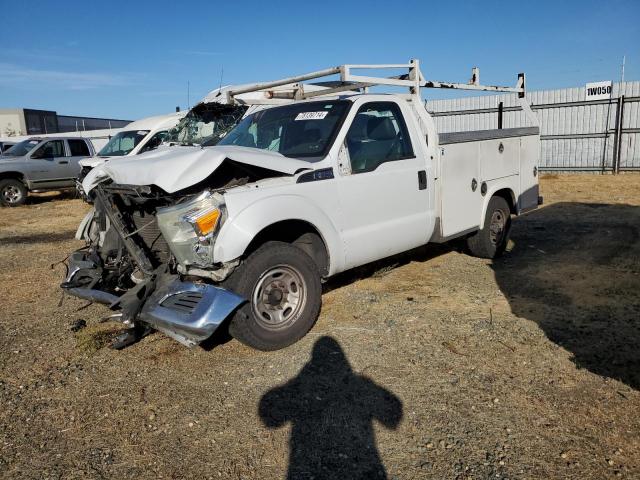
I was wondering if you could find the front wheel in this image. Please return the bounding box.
[0,179,28,207]
[466,196,512,259]
[223,241,322,351]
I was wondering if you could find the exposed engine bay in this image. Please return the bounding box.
[62,160,288,348]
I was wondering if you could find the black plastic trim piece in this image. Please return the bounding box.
[418,170,427,190]
[297,168,335,183]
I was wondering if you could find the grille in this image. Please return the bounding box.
[161,291,203,315]
[130,211,171,266]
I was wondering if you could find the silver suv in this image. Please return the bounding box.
[0,137,95,206]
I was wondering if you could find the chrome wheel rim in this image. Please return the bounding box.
[2,185,23,204]
[252,265,307,330]
[489,209,507,245]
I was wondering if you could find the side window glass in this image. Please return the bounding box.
[120,136,135,152]
[139,130,169,153]
[33,140,65,158]
[345,102,414,174]
[68,139,90,157]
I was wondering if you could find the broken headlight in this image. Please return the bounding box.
[156,190,225,267]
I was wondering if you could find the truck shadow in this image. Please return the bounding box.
[259,336,403,479]
[492,202,640,390]
[202,245,454,351]
[0,230,77,245]
[27,190,78,205]
[324,243,453,294]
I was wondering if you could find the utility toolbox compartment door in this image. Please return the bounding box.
[439,141,482,238]
[518,134,540,212]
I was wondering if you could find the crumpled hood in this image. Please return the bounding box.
[82,145,312,194]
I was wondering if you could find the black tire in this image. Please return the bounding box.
[223,241,322,351]
[0,179,28,207]
[466,196,511,259]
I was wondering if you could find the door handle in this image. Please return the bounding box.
[58,160,69,164]
[417,170,427,190]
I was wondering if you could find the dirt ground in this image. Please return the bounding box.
[0,175,639,479]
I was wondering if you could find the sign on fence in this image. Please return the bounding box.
[585,81,613,101]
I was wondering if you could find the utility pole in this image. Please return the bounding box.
[620,55,626,84]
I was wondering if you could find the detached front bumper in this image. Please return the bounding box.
[62,252,244,347]
[138,278,244,346]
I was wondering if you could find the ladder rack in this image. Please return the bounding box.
[225,59,526,104]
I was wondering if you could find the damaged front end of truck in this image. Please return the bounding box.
[62,181,244,348]
[61,152,300,349]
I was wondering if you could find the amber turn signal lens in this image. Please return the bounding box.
[194,209,220,236]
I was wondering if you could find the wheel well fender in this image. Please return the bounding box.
[245,220,330,276]
[214,195,344,276]
[0,171,26,184]
[479,187,517,229]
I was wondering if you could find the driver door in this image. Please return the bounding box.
[28,139,69,188]
[336,101,432,269]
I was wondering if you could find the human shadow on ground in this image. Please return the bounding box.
[492,202,640,389]
[259,336,403,479]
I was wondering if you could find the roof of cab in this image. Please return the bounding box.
[26,136,93,142]
[119,111,186,132]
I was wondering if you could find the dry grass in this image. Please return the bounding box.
[0,175,639,479]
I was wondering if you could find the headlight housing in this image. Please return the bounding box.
[156,190,225,267]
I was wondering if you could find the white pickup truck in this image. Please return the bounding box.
[63,60,541,351]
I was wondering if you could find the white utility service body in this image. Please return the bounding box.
[209,97,538,274]
[71,60,540,350]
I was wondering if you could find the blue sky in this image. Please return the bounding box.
[0,0,638,120]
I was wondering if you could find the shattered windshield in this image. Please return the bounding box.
[2,139,40,157]
[98,130,149,156]
[166,103,247,146]
[217,100,350,158]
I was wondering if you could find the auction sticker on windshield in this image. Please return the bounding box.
[295,111,329,121]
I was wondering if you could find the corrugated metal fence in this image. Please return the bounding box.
[425,81,640,172]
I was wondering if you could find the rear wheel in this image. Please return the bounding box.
[223,241,322,351]
[466,196,511,259]
[0,179,28,207]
